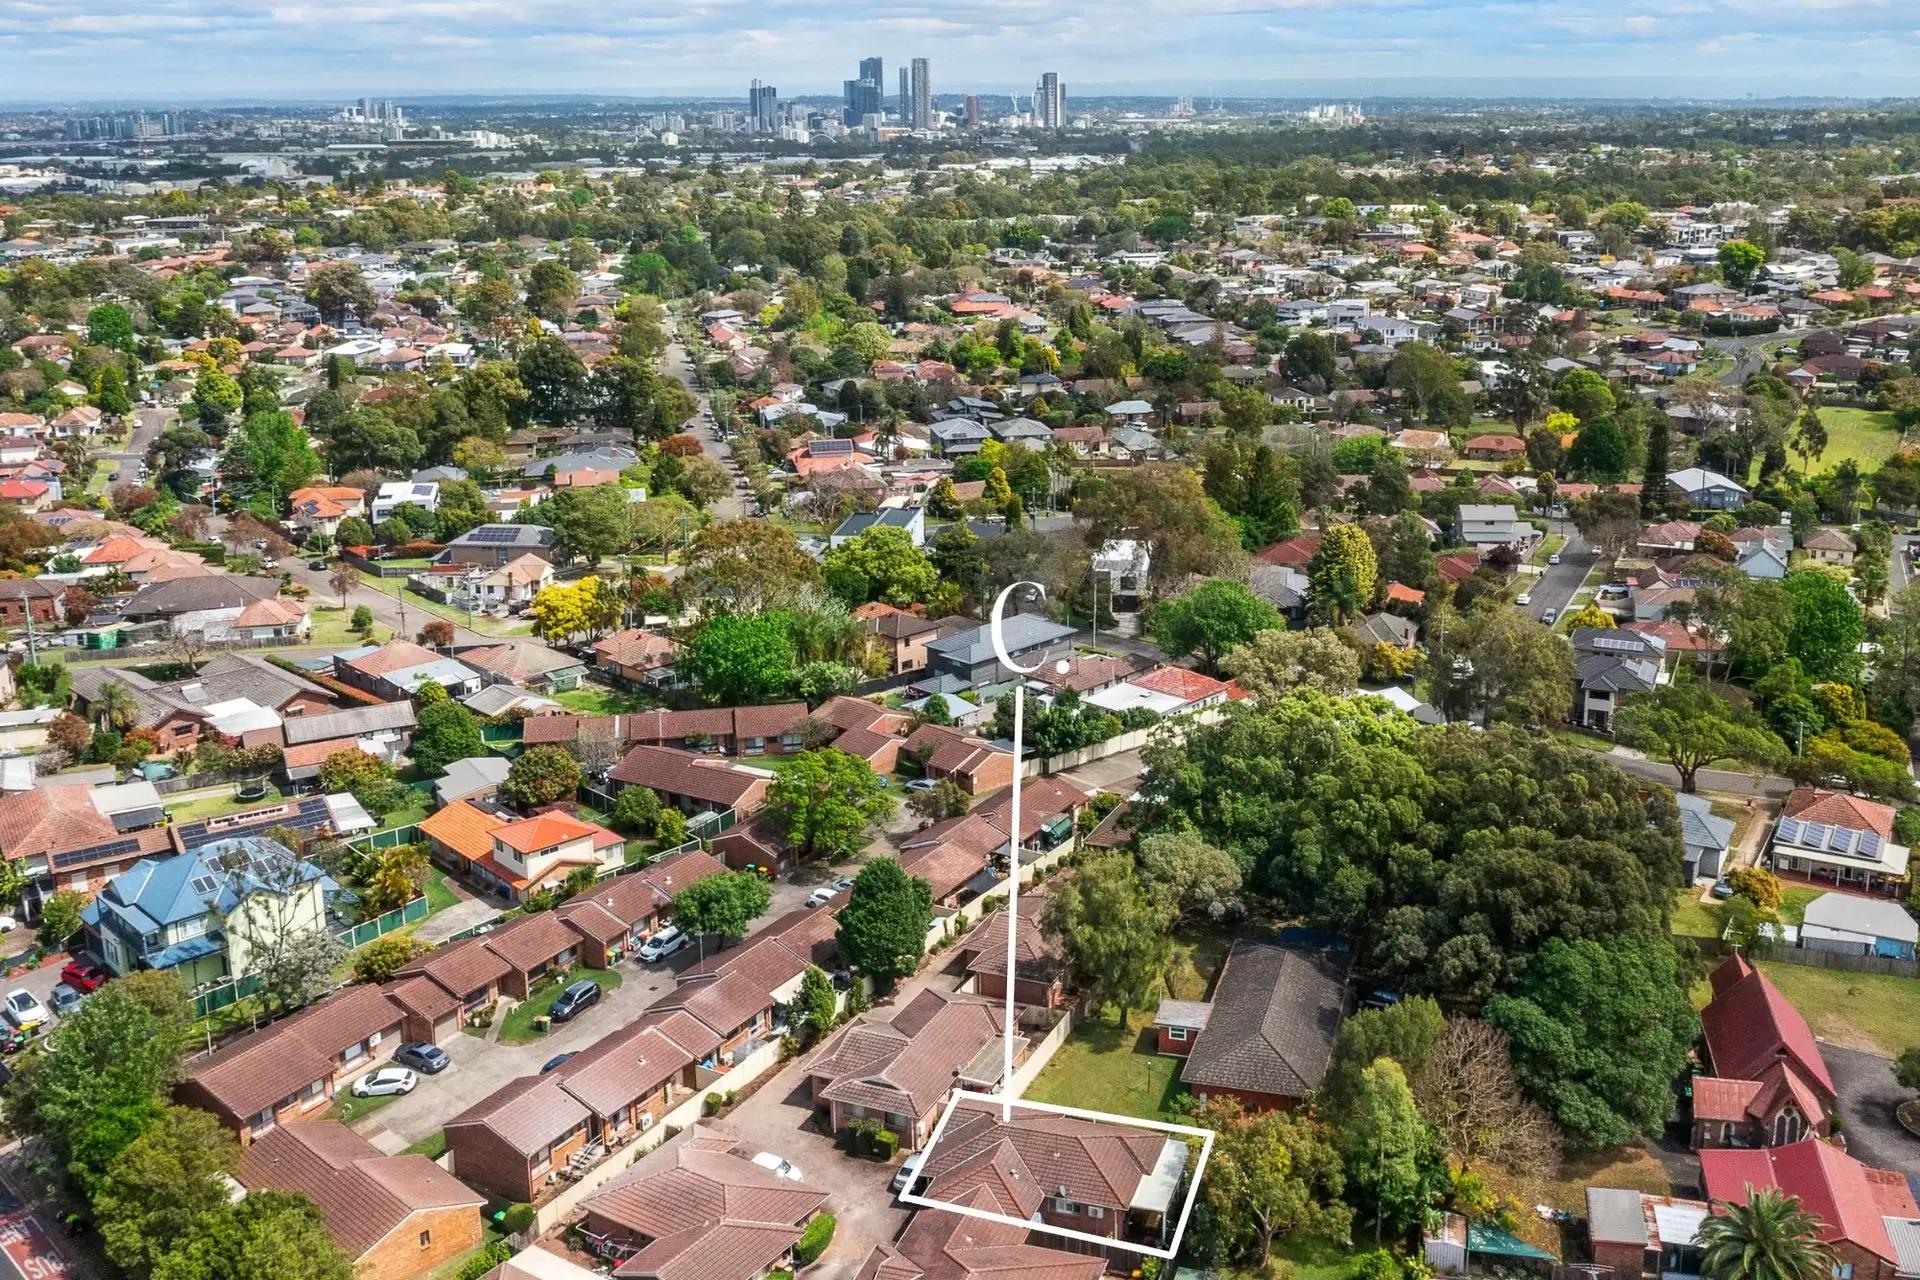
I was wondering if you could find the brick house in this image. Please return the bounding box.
[176,985,408,1145]
[1171,939,1349,1111]
[900,724,1014,794]
[554,848,729,966]
[852,603,940,675]
[1463,433,1526,461]
[1583,1188,1710,1280]
[607,746,772,817]
[857,1192,1105,1280]
[808,988,1007,1148]
[523,704,811,759]
[480,910,589,999]
[389,936,514,1033]
[955,897,1069,1008]
[1691,953,1837,1148]
[1701,1140,1919,1280]
[237,1120,483,1280]
[592,630,683,688]
[445,1075,596,1203]
[897,816,1005,908]
[649,970,778,1063]
[0,785,179,908]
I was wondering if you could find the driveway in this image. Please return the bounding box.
[1821,1042,1920,1175]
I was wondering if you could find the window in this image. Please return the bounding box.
[1833,1265,1853,1280]
[1167,1026,1188,1042]
[1050,1197,1079,1215]
[419,1231,432,1248]
[745,736,766,754]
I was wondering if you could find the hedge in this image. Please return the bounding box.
[795,1214,836,1267]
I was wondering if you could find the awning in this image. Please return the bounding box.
[1467,1224,1554,1262]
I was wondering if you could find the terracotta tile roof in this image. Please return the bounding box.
[1691,1075,1764,1123]
[974,777,1087,842]
[0,785,130,860]
[495,811,598,856]
[608,747,769,809]
[1180,940,1349,1099]
[920,1097,1173,1220]
[1783,788,1895,840]
[628,1008,723,1062]
[586,1142,827,1263]
[815,990,1005,1117]
[382,974,462,1023]
[594,630,682,670]
[448,1074,591,1157]
[1699,954,1836,1099]
[901,724,1005,779]
[483,910,586,972]
[870,1186,1104,1280]
[811,695,909,736]
[1129,665,1232,705]
[181,985,405,1122]
[959,897,1064,982]
[618,1220,806,1280]
[1254,532,1323,567]
[344,639,442,677]
[419,800,511,863]
[555,1023,694,1117]
[394,935,513,1002]
[233,596,308,629]
[238,1120,480,1258]
[1703,1138,1916,1263]
[462,643,577,683]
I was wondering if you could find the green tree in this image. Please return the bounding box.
[761,748,897,860]
[1307,523,1378,625]
[671,870,774,946]
[1220,627,1361,702]
[684,612,797,704]
[1617,678,1788,793]
[1339,1058,1446,1243]
[1783,569,1863,682]
[1150,578,1282,674]
[352,933,430,984]
[1790,405,1828,473]
[1426,608,1575,727]
[410,699,485,776]
[502,745,582,809]
[1323,996,1447,1119]
[94,364,132,418]
[1486,936,1699,1148]
[1040,851,1174,1027]
[1566,417,1629,482]
[1189,1096,1352,1266]
[223,410,320,513]
[190,368,242,426]
[318,748,404,817]
[96,1106,241,1278]
[821,525,939,607]
[151,1188,354,1280]
[1718,240,1768,291]
[1555,368,1616,424]
[36,889,86,949]
[613,785,663,834]
[1696,1188,1834,1280]
[525,259,581,323]
[87,302,135,351]
[797,965,839,1040]
[1136,831,1243,922]
[306,262,377,323]
[835,857,933,991]
[536,482,633,566]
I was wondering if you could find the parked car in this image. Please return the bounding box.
[1711,878,1735,900]
[48,983,83,1017]
[393,1042,450,1074]
[548,979,602,1023]
[1541,608,1557,625]
[60,960,109,992]
[4,990,50,1030]
[831,877,855,894]
[1548,553,1562,565]
[541,1052,578,1074]
[805,888,835,909]
[0,914,15,932]
[306,557,329,570]
[752,1152,803,1182]
[891,1152,926,1197]
[905,778,936,792]
[1515,591,1532,607]
[351,1067,417,1098]
[638,926,687,962]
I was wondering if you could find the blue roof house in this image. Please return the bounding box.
[81,837,337,988]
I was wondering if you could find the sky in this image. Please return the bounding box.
[0,0,1918,103]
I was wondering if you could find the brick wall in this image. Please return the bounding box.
[358,1205,483,1280]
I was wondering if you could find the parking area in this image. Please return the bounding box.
[1822,1042,1920,1174]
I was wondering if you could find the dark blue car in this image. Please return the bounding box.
[548,979,602,1023]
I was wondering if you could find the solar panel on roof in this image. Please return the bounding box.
[189,873,219,896]
[812,439,855,455]
[1861,832,1883,856]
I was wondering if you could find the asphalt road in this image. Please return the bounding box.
[662,319,747,521]
[1896,533,1916,597]
[1516,524,1591,623]
[1821,1042,1920,1175]
[98,410,167,485]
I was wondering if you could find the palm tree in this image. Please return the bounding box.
[1697,1187,1834,1280]
[95,678,138,733]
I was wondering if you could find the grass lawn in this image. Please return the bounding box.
[1266,1236,1373,1280]
[1555,728,1614,753]
[1672,883,1823,940]
[1528,532,1569,567]
[167,786,285,823]
[1022,1015,1187,1122]
[309,605,390,648]
[554,684,661,715]
[1741,961,1920,1056]
[1753,407,1904,478]
[425,867,460,915]
[379,803,431,830]
[498,968,624,1045]
[403,1130,448,1159]
[332,1087,405,1125]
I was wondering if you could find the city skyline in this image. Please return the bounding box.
[1,0,1918,100]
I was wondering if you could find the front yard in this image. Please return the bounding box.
[308,604,391,648]
[498,968,624,1045]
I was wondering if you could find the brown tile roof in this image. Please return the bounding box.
[608,747,769,809]
[618,1220,805,1280]
[483,910,587,972]
[394,936,513,1002]
[628,1008,723,1062]
[0,786,132,860]
[448,1074,591,1158]
[525,705,810,750]
[585,1141,828,1244]
[181,985,405,1122]
[462,643,580,683]
[658,970,774,1039]
[870,1185,1103,1280]
[901,724,1006,780]
[811,695,909,736]
[382,974,461,1023]
[594,630,682,670]
[973,778,1088,841]
[344,638,442,677]
[556,1023,695,1117]
[238,1121,480,1259]
[1180,940,1349,1099]
[814,990,1005,1118]
[919,1098,1174,1221]
[958,896,1064,983]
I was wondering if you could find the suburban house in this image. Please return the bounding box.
[1691,954,1837,1149]
[281,702,419,790]
[1801,528,1857,566]
[1584,1188,1710,1280]
[444,1074,598,1204]
[648,968,781,1063]
[176,984,409,1144]
[472,554,556,609]
[1798,893,1920,961]
[808,988,1009,1148]
[593,630,684,688]
[479,909,593,998]
[955,897,1069,1008]
[1571,628,1665,734]
[418,801,624,902]
[576,1134,831,1278]
[607,746,773,817]
[1462,433,1526,461]
[852,603,941,675]
[388,937,514,1038]
[554,848,729,967]
[335,640,484,702]
[923,614,1077,691]
[81,836,334,986]
[914,1097,1193,1258]
[1454,504,1534,550]
[372,481,439,523]
[524,704,811,758]
[434,757,513,808]
[1701,1140,1919,1280]
[831,506,926,548]
[441,522,560,566]
[1161,938,1349,1111]
[237,1119,484,1280]
[285,486,367,540]
[900,723,1014,795]
[898,816,1007,907]
[1667,467,1749,511]
[1676,793,1736,883]
[0,783,180,909]
[1768,789,1910,898]
[857,1195,1105,1280]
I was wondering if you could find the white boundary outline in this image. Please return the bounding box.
[898,1091,1216,1260]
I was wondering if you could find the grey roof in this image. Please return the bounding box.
[520,448,636,478]
[832,509,919,540]
[1353,613,1417,647]
[461,684,562,716]
[412,465,469,482]
[988,416,1053,441]
[1586,1187,1651,1246]
[1573,628,1665,659]
[434,756,513,805]
[444,523,558,549]
[925,613,1077,666]
[1180,940,1348,1099]
[281,701,418,745]
[121,575,282,620]
[1801,892,1920,945]
[1674,793,1736,856]
[1885,1218,1920,1278]
[1669,467,1747,496]
[1577,653,1659,695]
[159,652,333,711]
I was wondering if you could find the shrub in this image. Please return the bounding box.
[874,1129,899,1160]
[499,1203,535,1235]
[456,1243,513,1280]
[1354,1251,1401,1280]
[1727,866,1784,912]
[794,1214,836,1267]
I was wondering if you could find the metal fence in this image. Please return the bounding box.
[481,723,523,743]
[193,973,262,1019]
[191,893,430,1017]
[353,823,423,852]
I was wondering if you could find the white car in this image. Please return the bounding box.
[3,989,51,1030]
[638,926,688,962]
[752,1151,803,1181]
[891,1152,926,1196]
[0,914,16,932]
[1547,553,1562,565]
[805,888,835,909]
[351,1067,418,1098]
[1515,591,1532,607]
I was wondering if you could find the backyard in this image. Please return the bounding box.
[307,604,391,648]
[498,968,624,1045]
[554,683,661,715]
[1669,882,1822,940]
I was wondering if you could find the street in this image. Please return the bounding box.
[1517,524,1591,623]
[661,320,747,521]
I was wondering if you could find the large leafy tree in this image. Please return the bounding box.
[1188,1097,1351,1266]
[685,612,797,705]
[760,748,897,861]
[96,1106,241,1278]
[305,262,376,323]
[1323,996,1446,1118]
[1073,463,1245,596]
[502,744,582,809]
[1040,851,1175,1027]
[821,526,938,608]
[1617,678,1788,793]
[1782,569,1863,683]
[529,482,633,566]
[1150,578,1281,674]
[680,520,822,613]
[1424,607,1575,727]
[1337,1058,1447,1243]
[1307,524,1377,625]
[1696,1189,1834,1280]
[516,336,592,424]
[410,699,486,776]
[834,857,932,991]
[671,871,773,945]
[150,1188,354,1280]
[1486,936,1699,1148]
[1220,627,1361,702]
[222,410,320,516]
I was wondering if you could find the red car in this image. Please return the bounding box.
[59,961,109,993]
